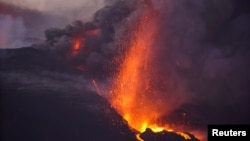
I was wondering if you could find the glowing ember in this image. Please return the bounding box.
[71,37,83,56]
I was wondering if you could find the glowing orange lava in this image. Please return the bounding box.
[71,29,98,56]
[110,3,201,141]
[71,37,83,56]
[110,8,163,133]
[136,134,144,141]
[177,132,191,140]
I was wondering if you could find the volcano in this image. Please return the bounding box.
[0,46,199,141]
[0,47,137,141]
[1,0,250,141]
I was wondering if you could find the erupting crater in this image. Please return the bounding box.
[109,3,201,141]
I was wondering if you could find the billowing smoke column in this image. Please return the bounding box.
[0,0,104,49]
[34,0,150,80]
[27,0,249,140]
[152,0,250,126]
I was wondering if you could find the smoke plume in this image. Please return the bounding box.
[150,0,250,126]
[33,0,144,80]
[0,0,104,48]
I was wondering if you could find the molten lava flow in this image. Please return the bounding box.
[177,132,191,140]
[136,134,144,141]
[71,37,83,56]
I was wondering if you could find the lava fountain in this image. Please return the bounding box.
[110,4,169,133]
[109,2,201,141]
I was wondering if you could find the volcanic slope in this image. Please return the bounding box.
[0,47,137,141]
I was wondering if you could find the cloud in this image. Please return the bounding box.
[0,14,28,48]
[1,0,104,22]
